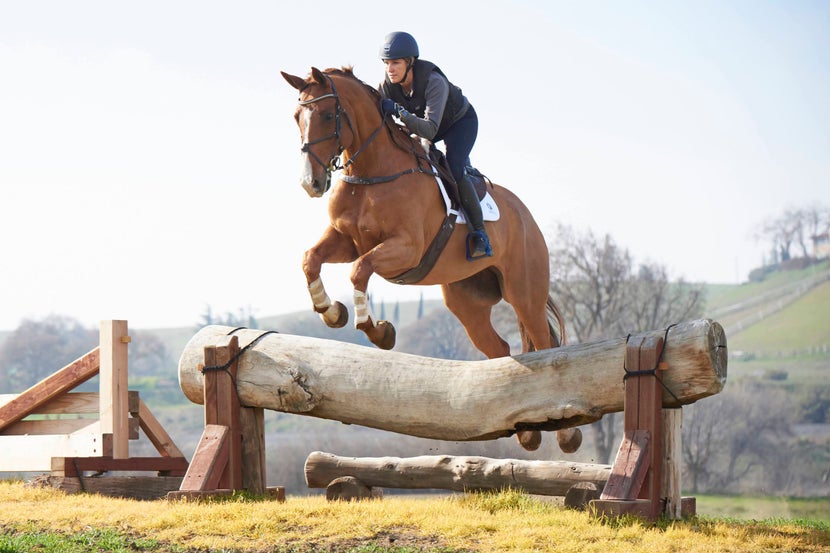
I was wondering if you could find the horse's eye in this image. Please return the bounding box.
[323,112,335,122]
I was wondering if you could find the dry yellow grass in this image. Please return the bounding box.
[1,481,828,552]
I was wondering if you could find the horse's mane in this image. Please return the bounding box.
[322,66,382,102]
[320,66,423,156]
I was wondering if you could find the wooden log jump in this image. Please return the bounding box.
[178,319,726,442]
[304,451,611,497]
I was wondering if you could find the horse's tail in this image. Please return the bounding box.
[518,295,567,351]
[546,295,567,347]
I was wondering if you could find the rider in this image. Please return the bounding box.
[378,31,493,260]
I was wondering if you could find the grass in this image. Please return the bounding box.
[727,280,830,356]
[1,482,828,552]
[705,260,829,312]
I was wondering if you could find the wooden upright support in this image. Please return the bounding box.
[169,335,280,500]
[591,333,696,521]
[100,320,130,459]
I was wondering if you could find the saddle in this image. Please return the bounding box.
[427,145,492,209]
[388,147,495,285]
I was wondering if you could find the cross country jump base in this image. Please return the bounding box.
[176,319,726,520]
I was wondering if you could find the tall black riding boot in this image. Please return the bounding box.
[457,173,493,260]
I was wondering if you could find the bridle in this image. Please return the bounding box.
[297,75,386,193]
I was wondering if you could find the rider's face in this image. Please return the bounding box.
[384,58,410,85]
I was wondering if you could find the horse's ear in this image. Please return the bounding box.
[310,66,326,84]
[281,71,306,91]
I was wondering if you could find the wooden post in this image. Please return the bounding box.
[662,408,687,518]
[170,335,280,500]
[100,320,130,459]
[202,335,243,490]
[592,334,667,521]
[240,406,267,494]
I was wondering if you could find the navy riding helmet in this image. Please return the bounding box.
[379,31,419,60]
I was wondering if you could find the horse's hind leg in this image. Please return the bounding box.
[441,273,510,360]
[506,277,583,453]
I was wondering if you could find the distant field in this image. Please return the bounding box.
[727,280,830,357]
[705,260,829,313]
[698,495,830,521]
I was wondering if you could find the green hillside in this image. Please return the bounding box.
[727,279,830,356]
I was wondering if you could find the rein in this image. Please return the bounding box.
[298,75,439,189]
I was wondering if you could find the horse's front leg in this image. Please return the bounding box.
[303,226,357,328]
[348,241,417,350]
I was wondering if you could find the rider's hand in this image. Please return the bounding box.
[396,104,410,119]
[381,98,399,117]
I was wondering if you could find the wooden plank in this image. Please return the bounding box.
[637,335,664,521]
[137,398,186,459]
[0,433,107,472]
[623,335,646,433]
[2,392,96,415]
[99,320,130,459]
[4,418,101,436]
[1,391,139,417]
[178,424,229,491]
[662,408,683,519]
[51,456,189,477]
[0,348,100,431]
[590,496,696,521]
[2,417,137,439]
[36,475,183,499]
[216,336,242,490]
[202,336,242,490]
[240,406,266,494]
[591,498,655,518]
[203,345,220,426]
[600,429,650,500]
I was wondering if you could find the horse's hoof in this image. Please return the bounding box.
[321,301,348,328]
[374,320,396,350]
[516,430,542,451]
[557,428,582,454]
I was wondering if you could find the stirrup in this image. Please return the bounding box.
[465,230,493,261]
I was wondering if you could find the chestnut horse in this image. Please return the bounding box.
[282,67,578,451]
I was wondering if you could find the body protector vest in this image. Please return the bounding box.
[381,59,466,138]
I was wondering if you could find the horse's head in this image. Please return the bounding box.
[281,67,354,197]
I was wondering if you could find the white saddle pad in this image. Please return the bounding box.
[434,173,500,224]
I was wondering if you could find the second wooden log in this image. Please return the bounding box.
[305,451,612,496]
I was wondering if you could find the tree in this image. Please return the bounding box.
[0,315,97,392]
[196,304,258,330]
[128,331,174,378]
[683,380,795,494]
[547,224,705,463]
[395,307,482,360]
[755,203,830,264]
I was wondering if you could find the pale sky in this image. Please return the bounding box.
[1,1,828,331]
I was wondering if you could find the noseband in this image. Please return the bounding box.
[297,75,386,193]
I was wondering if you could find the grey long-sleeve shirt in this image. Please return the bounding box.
[381,71,469,141]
